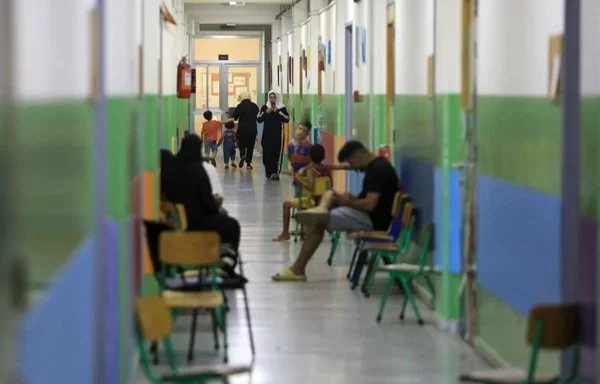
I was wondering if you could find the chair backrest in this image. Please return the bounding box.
[313,176,331,196]
[136,296,173,342]
[390,192,403,217]
[526,304,579,349]
[142,220,175,278]
[159,231,221,267]
[402,201,414,228]
[174,204,188,230]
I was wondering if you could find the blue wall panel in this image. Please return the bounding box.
[477,175,561,316]
[397,155,434,234]
[104,220,119,384]
[433,168,462,273]
[20,237,96,384]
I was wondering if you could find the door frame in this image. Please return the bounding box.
[344,24,353,192]
[191,62,261,133]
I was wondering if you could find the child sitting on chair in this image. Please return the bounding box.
[273,144,332,241]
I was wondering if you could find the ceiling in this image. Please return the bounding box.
[184,0,291,27]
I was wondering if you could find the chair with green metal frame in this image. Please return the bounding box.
[291,176,332,242]
[353,198,416,295]
[459,304,580,384]
[374,223,435,326]
[159,231,230,363]
[135,296,252,384]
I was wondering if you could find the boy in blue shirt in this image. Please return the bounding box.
[221,121,237,169]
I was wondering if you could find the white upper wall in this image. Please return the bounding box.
[435,0,462,94]
[478,0,564,96]
[395,0,434,94]
[14,0,95,100]
[581,0,600,95]
[144,0,160,94]
[106,0,134,96]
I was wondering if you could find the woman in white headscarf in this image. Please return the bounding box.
[257,90,290,180]
[230,91,260,169]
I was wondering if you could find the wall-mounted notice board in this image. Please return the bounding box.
[548,34,563,102]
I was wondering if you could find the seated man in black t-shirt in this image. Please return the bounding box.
[272,140,399,282]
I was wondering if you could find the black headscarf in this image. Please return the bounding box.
[170,134,218,221]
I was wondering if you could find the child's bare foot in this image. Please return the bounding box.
[272,233,291,242]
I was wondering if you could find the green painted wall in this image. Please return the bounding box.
[395,95,436,164]
[580,97,600,217]
[14,101,95,287]
[477,97,562,194]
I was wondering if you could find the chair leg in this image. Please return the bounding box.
[326,231,340,266]
[399,293,409,319]
[399,276,424,325]
[149,342,159,365]
[346,245,360,279]
[211,309,220,350]
[376,274,394,323]
[221,306,229,363]
[362,253,381,297]
[187,309,199,363]
[241,287,256,358]
[351,250,368,290]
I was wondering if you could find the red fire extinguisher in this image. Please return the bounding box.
[177,56,192,99]
[378,144,391,160]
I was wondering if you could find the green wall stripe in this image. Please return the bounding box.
[477,286,559,373]
[477,96,561,195]
[395,95,436,165]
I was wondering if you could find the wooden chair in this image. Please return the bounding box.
[291,176,332,242]
[349,199,416,294]
[373,223,434,326]
[143,220,254,362]
[344,193,407,284]
[159,231,230,363]
[459,304,580,383]
[136,296,251,384]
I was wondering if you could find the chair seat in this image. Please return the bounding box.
[161,364,252,381]
[164,274,248,291]
[378,263,431,273]
[162,290,223,309]
[361,242,399,252]
[350,230,391,241]
[459,369,557,383]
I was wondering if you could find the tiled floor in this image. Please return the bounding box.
[135,159,489,384]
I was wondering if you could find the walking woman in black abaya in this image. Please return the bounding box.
[257,90,290,180]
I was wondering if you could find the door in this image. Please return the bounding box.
[193,64,259,136]
[386,5,395,156]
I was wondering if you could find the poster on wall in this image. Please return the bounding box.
[361,27,367,64]
[355,26,360,67]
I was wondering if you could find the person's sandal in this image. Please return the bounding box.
[272,268,307,282]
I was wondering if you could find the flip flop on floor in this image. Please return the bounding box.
[271,268,307,282]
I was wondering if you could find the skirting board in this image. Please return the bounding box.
[474,336,511,369]
[412,279,461,333]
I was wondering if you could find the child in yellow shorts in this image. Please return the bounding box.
[273,144,332,241]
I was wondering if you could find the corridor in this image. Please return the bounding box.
[135,166,489,384]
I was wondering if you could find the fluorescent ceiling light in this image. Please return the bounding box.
[226,23,236,26]
[228,1,246,5]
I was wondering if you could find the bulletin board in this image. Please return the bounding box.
[210,72,250,96]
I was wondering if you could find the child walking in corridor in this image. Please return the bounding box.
[222,121,237,169]
[201,110,222,166]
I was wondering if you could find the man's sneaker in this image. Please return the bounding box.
[224,164,230,169]
[247,164,253,170]
[270,174,280,181]
[238,159,245,168]
[231,162,237,168]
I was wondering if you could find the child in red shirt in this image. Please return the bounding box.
[202,110,222,166]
